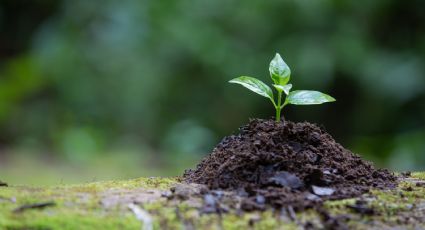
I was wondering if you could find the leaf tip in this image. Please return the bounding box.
[228,77,241,83]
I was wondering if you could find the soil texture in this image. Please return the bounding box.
[183,119,397,210]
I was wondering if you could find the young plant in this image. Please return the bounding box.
[229,53,335,122]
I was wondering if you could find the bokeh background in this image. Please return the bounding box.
[1,0,424,185]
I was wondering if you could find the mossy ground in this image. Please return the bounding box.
[0,174,424,230]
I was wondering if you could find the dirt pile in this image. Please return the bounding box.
[183,119,397,210]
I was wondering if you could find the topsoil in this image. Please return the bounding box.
[183,119,397,211]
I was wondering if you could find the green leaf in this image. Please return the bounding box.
[269,53,291,86]
[273,84,292,95]
[229,76,274,102]
[286,90,336,105]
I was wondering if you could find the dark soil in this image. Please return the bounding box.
[183,119,397,211]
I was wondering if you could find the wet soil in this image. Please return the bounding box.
[183,119,397,211]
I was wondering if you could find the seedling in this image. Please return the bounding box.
[229,53,335,122]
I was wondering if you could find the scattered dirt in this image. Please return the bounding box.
[183,119,397,211]
[170,183,208,200]
[346,199,376,215]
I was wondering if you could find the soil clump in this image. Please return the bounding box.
[183,119,397,210]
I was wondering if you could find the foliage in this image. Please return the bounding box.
[230,53,335,121]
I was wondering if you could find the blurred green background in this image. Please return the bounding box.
[0,0,424,185]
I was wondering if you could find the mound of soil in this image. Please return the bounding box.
[183,119,397,210]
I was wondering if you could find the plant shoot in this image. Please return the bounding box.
[229,53,335,122]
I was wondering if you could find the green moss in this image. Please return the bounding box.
[63,176,179,192]
[0,177,178,230]
[1,210,140,230]
[411,172,425,180]
[319,175,425,228]
[0,174,424,229]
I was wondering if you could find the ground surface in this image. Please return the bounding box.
[0,173,424,229]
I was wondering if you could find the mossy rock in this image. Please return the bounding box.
[0,173,424,229]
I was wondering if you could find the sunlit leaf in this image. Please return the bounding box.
[229,76,274,101]
[269,53,291,86]
[273,84,292,95]
[286,90,335,105]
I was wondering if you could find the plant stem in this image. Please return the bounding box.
[275,91,282,122]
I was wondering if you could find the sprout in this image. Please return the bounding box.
[229,53,335,122]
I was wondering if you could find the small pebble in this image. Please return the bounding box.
[312,186,335,196]
[255,195,265,205]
